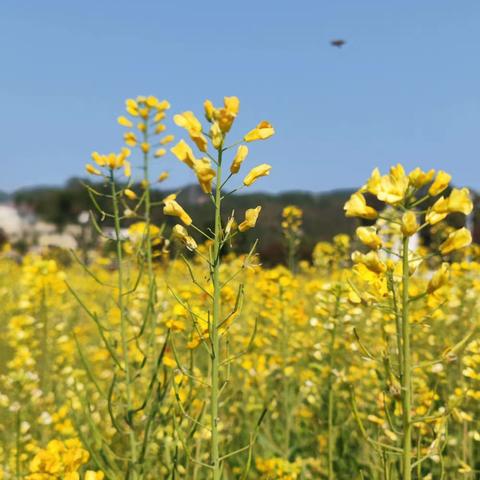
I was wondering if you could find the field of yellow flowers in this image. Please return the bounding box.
[1,96,480,480]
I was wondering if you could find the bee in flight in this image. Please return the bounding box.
[330,39,346,48]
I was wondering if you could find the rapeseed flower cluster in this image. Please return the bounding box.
[2,94,480,480]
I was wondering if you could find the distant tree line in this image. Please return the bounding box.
[6,178,480,266]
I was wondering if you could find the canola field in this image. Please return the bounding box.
[1,96,479,480]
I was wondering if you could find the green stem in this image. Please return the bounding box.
[401,235,412,480]
[287,237,295,273]
[327,386,334,480]
[16,409,21,480]
[280,286,291,456]
[39,288,49,445]
[40,288,48,393]
[388,270,403,380]
[211,148,223,480]
[327,292,340,480]
[142,124,159,368]
[111,171,137,477]
[142,126,155,290]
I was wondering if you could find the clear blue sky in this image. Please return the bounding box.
[1,0,479,193]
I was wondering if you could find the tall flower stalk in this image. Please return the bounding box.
[281,206,303,273]
[111,167,138,471]
[70,96,174,479]
[400,235,412,479]
[345,165,474,478]
[167,97,274,479]
[210,146,223,478]
[117,96,173,350]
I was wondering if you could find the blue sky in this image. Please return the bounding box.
[1,0,479,193]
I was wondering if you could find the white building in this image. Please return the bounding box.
[0,203,25,240]
[0,203,78,250]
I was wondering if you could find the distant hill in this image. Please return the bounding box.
[0,191,9,202]
[11,178,359,264]
[10,178,480,265]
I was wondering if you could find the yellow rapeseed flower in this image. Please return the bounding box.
[174,111,208,152]
[243,164,272,186]
[85,164,101,176]
[202,97,240,132]
[204,99,217,122]
[91,151,105,166]
[217,96,240,133]
[193,158,216,194]
[85,472,105,480]
[125,98,138,116]
[91,149,130,170]
[244,121,275,142]
[157,99,170,110]
[426,196,449,225]
[171,140,196,168]
[439,227,472,255]
[163,200,192,226]
[427,263,450,293]
[428,170,451,196]
[401,211,419,236]
[210,122,223,149]
[124,189,137,200]
[117,116,133,128]
[160,134,175,145]
[426,188,473,225]
[230,145,248,174]
[408,167,435,188]
[238,206,262,232]
[362,168,381,196]
[158,171,169,182]
[154,110,166,122]
[344,192,378,220]
[174,111,202,132]
[172,224,197,251]
[154,123,166,133]
[351,250,386,274]
[124,132,137,147]
[124,159,131,177]
[447,188,473,215]
[356,226,382,250]
[377,164,409,205]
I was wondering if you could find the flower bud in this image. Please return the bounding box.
[243,164,272,187]
[401,211,419,236]
[356,226,382,249]
[427,263,450,293]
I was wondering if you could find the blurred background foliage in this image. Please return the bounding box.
[5,179,480,266]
